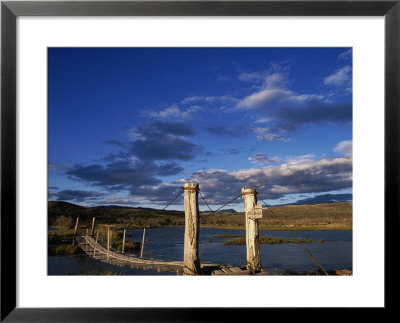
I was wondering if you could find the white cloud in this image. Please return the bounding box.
[238,71,266,83]
[338,49,352,61]
[253,117,272,124]
[147,104,200,119]
[324,65,352,87]
[253,127,288,142]
[334,140,352,157]
[181,95,238,105]
[264,73,287,89]
[186,155,352,204]
[237,72,323,110]
[284,154,317,164]
[248,153,282,165]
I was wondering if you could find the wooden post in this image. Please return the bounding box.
[72,217,79,246]
[140,228,146,258]
[90,217,96,236]
[110,229,113,249]
[122,229,126,254]
[241,186,261,271]
[183,182,200,275]
[107,227,110,260]
[85,227,88,250]
[93,230,99,257]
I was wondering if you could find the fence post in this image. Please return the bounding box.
[107,227,110,261]
[122,229,126,254]
[91,217,96,236]
[183,182,201,275]
[93,230,99,257]
[140,228,146,258]
[241,186,261,271]
[72,217,79,246]
[85,227,88,250]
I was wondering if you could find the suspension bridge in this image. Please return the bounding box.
[71,182,331,276]
[74,234,254,275]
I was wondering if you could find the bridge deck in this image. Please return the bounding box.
[76,235,185,272]
[76,235,256,275]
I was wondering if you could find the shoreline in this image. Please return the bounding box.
[49,224,353,231]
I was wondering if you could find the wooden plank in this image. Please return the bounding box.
[248,204,263,219]
[212,270,225,275]
[229,267,243,273]
[221,267,232,273]
[231,270,251,275]
[76,234,185,272]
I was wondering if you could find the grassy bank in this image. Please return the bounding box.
[48,228,84,255]
[216,235,317,245]
[200,202,352,231]
[48,226,141,256]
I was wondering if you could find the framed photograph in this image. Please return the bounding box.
[1,0,398,320]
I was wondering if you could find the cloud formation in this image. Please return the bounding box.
[185,155,352,205]
[49,189,105,202]
[338,49,352,61]
[334,140,352,157]
[233,70,352,142]
[129,122,199,161]
[324,65,352,88]
[147,104,200,120]
[290,193,352,205]
[65,121,199,193]
[248,153,282,165]
[237,72,322,110]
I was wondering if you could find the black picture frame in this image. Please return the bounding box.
[1,0,398,321]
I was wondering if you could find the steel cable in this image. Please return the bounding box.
[197,191,248,265]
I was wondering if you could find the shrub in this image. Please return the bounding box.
[54,215,73,228]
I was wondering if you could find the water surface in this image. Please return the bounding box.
[48,227,352,275]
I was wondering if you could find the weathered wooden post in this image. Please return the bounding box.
[93,230,99,257]
[122,229,126,254]
[110,229,113,249]
[90,217,96,236]
[107,227,110,261]
[182,182,201,275]
[85,227,88,250]
[72,217,79,246]
[241,186,262,271]
[140,228,146,258]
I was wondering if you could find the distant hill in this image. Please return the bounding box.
[48,200,352,230]
[90,205,138,210]
[277,193,352,206]
[48,201,86,212]
[48,200,186,228]
[201,208,238,214]
[218,208,237,213]
[200,201,352,230]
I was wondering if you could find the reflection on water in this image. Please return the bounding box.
[48,227,352,275]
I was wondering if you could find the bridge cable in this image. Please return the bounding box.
[197,191,248,267]
[161,189,184,211]
[198,191,243,213]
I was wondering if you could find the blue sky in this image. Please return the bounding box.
[48,48,352,211]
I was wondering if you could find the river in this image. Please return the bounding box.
[48,227,352,275]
